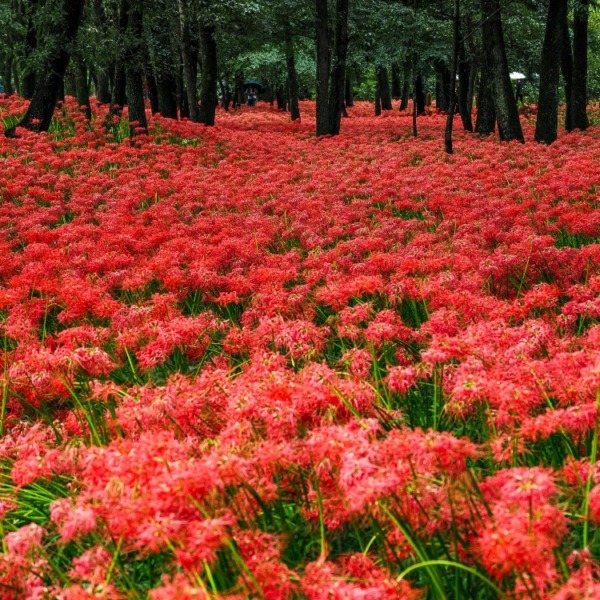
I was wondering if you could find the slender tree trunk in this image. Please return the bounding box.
[414,73,425,115]
[198,22,218,126]
[145,69,159,114]
[571,0,589,130]
[535,0,566,144]
[124,0,148,135]
[74,55,91,120]
[391,62,401,99]
[91,0,111,103]
[108,0,129,121]
[345,71,353,106]
[400,57,411,110]
[156,72,178,118]
[560,8,573,131]
[475,65,496,134]
[457,28,473,132]
[481,0,523,142]
[435,62,451,112]
[445,0,460,154]
[315,0,330,136]
[327,0,349,135]
[6,0,85,136]
[3,55,14,95]
[285,29,300,121]
[178,0,199,122]
[376,65,392,110]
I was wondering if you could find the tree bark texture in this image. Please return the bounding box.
[124,0,148,135]
[315,0,330,136]
[178,0,199,122]
[285,30,300,121]
[199,22,218,126]
[535,0,566,144]
[481,0,523,142]
[376,65,392,110]
[571,0,589,130]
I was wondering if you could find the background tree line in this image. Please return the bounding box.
[0,0,598,145]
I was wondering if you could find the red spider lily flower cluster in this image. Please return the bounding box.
[1,95,600,598]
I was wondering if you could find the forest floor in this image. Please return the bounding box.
[1,96,600,598]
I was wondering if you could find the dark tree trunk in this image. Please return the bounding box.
[445,0,460,154]
[391,62,401,99]
[457,35,473,131]
[375,74,381,116]
[326,0,349,135]
[345,71,353,107]
[108,0,129,121]
[20,0,40,99]
[124,0,148,135]
[146,70,159,114]
[198,23,218,126]
[95,69,111,103]
[276,88,287,110]
[3,55,14,95]
[475,65,496,135]
[6,0,85,136]
[400,57,411,110]
[285,30,300,121]
[415,73,425,115]
[481,0,523,142]
[74,55,91,120]
[178,0,199,122]
[376,65,392,110]
[435,62,451,112]
[157,72,179,118]
[535,0,566,144]
[315,0,330,136]
[560,8,573,131]
[234,73,244,108]
[571,0,589,130]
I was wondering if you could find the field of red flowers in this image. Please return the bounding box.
[1,95,600,599]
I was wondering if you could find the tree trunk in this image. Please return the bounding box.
[108,0,129,121]
[285,30,300,121]
[157,72,178,119]
[376,65,392,110]
[415,73,425,116]
[95,69,111,103]
[74,55,91,120]
[475,65,496,135]
[327,0,349,135]
[445,0,460,154]
[400,57,411,111]
[457,35,473,131]
[124,0,148,135]
[3,55,14,95]
[198,22,218,126]
[535,0,566,144]
[21,11,38,99]
[571,0,589,130]
[146,70,159,114]
[315,0,330,136]
[178,0,199,122]
[560,8,573,131]
[481,0,523,142]
[435,62,451,112]
[6,0,85,136]
[391,62,401,99]
[345,71,353,107]
[375,73,381,116]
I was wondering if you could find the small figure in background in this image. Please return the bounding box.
[515,80,525,105]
